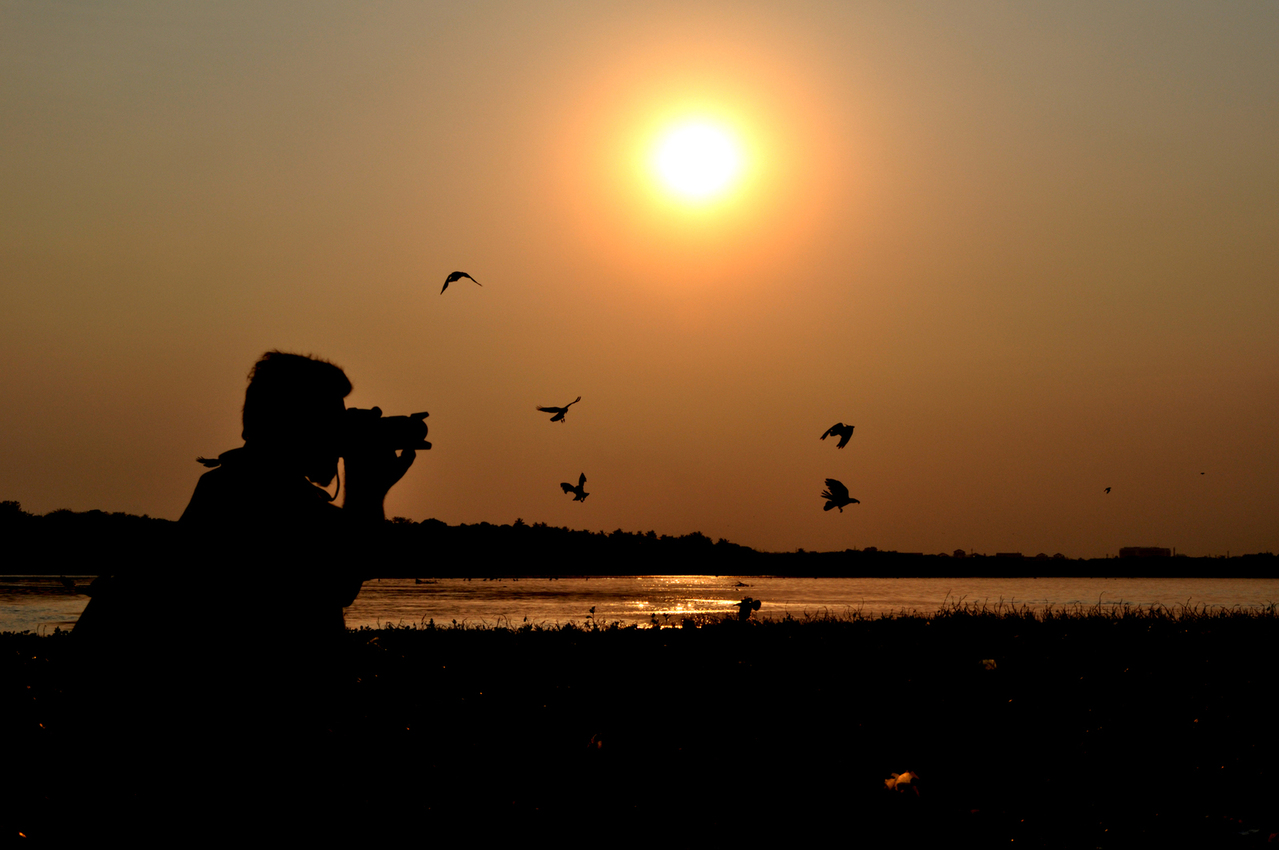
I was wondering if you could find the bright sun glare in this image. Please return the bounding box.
[653,121,743,202]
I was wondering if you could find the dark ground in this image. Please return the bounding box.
[4,608,1276,846]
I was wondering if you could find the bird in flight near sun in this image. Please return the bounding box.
[537,396,581,423]
[652,120,743,203]
[820,422,855,449]
[441,271,480,294]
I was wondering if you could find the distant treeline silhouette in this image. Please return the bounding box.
[3,500,1276,579]
[3,501,178,569]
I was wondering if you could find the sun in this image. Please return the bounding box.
[652,121,744,202]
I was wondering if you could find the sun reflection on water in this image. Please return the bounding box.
[343,576,1279,631]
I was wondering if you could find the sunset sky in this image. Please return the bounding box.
[3,2,1277,559]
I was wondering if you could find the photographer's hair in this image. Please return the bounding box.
[241,351,352,442]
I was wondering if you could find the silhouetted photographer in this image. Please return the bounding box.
[70,351,427,838]
[179,351,425,628]
[79,350,425,643]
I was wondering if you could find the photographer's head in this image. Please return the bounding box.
[242,351,351,485]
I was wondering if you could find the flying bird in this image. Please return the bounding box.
[1105,487,1111,494]
[820,422,855,449]
[821,478,859,512]
[441,271,480,294]
[538,396,582,423]
[561,473,589,502]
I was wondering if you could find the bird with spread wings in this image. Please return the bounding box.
[821,478,860,512]
[820,422,855,449]
[441,270,480,294]
[561,473,589,502]
[537,396,582,423]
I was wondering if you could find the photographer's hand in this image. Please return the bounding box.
[342,447,416,521]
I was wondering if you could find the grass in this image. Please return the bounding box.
[4,604,1277,845]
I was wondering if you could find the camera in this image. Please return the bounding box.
[342,407,431,455]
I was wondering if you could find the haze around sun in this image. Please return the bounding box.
[2,2,1277,559]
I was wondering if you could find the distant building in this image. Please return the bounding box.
[1119,546,1172,558]
[953,549,967,558]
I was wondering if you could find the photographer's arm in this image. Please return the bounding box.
[332,447,415,601]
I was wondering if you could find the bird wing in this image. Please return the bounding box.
[820,423,840,440]
[824,478,850,500]
[837,426,854,448]
[561,482,575,493]
[443,271,479,291]
[578,473,586,486]
[566,396,581,406]
[536,405,564,414]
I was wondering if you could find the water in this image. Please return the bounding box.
[1,576,90,634]
[4,574,1277,633]
[346,575,1279,629]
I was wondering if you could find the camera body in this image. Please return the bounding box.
[341,407,431,456]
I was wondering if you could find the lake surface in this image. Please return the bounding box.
[3,574,1277,634]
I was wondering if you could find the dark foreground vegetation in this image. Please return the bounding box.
[5,603,1276,846]
[4,501,1276,578]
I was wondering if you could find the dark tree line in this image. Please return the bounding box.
[3,501,1275,579]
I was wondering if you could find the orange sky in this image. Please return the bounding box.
[3,2,1277,558]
